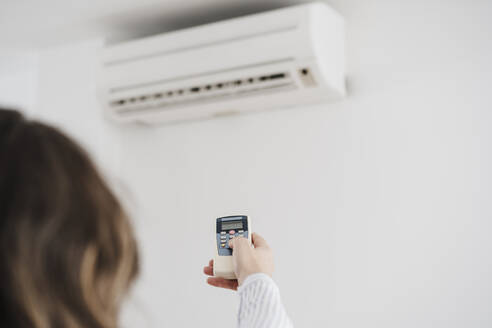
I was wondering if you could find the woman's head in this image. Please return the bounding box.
[0,108,139,328]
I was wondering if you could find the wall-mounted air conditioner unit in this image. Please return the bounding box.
[98,2,345,124]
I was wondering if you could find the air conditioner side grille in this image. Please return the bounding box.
[109,71,294,115]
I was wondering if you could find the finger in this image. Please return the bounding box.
[228,236,237,248]
[229,236,248,249]
[203,259,214,276]
[252,233,269,248]
[203,265,214,276]
[207,277,238,290]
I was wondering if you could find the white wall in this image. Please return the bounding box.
[34,38,122,172]
[0,54,37,114]
[2,0,491,327]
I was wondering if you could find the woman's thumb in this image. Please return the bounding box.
[228,236,249,250]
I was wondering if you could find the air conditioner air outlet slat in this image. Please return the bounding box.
[109,71,292,110]
[115,81,297,116]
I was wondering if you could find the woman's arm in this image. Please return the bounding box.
[237,273,293,328]
[203,233,293,328]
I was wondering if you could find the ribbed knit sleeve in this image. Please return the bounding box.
[237,273,293,328]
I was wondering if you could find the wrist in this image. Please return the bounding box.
[238,269,271,286]
[237,272,276,291]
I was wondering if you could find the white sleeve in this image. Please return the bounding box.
[237,273,294,328]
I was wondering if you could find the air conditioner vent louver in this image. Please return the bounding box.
[110,71,294,115]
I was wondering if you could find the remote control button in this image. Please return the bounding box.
[220,243,225,247]
[239,230,244,233]
[220,231,226,235]
[229,230,235,235]
[239,233,244,237]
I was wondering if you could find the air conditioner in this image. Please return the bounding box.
[98,2,345,124]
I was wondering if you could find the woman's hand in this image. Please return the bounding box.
[203,233,274,290]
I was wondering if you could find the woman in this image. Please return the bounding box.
[0,108,292,328]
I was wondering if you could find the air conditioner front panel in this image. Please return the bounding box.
[103,28,312,91]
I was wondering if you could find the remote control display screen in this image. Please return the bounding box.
[221,221,243,230]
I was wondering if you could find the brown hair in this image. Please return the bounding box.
[0,108,139,328]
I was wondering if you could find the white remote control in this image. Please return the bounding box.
[213,215,251,279]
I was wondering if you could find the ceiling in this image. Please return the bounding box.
[0,0,319,52]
